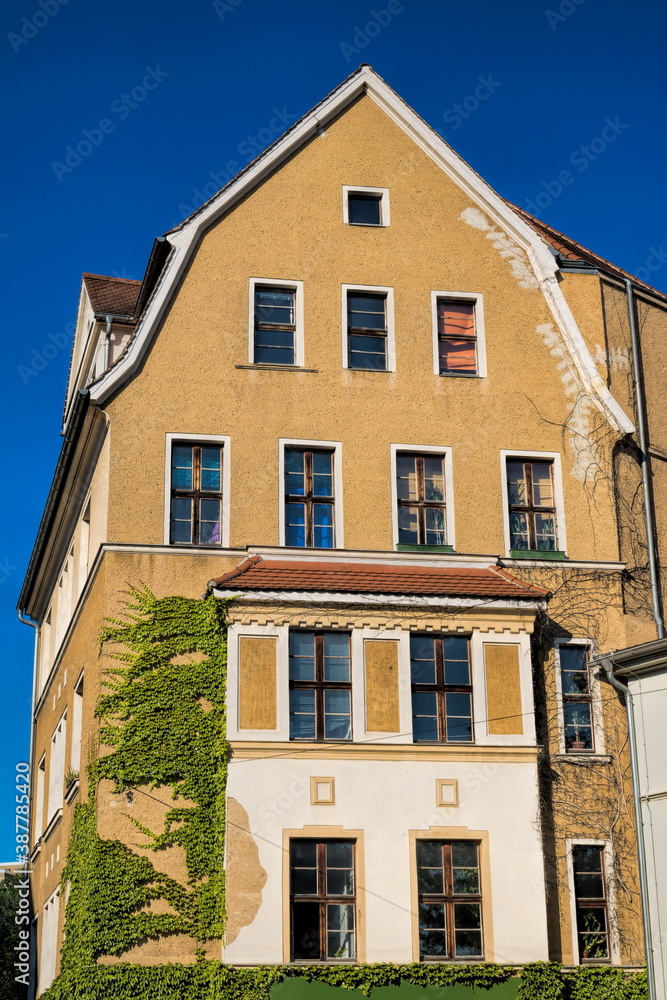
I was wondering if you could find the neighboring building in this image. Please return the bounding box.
[18,65,667,994]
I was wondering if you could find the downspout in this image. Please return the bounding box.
[626,279,665,638]
[103,314,113,371]
[601,653,656,1000]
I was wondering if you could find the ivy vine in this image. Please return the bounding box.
[41,588,647,999]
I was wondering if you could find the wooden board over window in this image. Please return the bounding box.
[239,636,277,730]
[364,639,400,733]
[484,644,523,736]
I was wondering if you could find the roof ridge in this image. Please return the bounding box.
[82,272,142,284]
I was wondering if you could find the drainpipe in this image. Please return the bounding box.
[601,653,656,1000]
[626,279,665,639]
[103,314,113,371]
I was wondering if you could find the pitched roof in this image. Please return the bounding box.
[82,273,141,318]
[508,204,667,300]
[208,556,550,601]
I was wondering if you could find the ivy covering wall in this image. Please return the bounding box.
[41,588,647,999]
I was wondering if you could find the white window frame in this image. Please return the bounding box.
[279,438,344,548]
[566,838,619,965]
[499,449,567,557]
[342,185,390,227]
[248,277,305,367]
[431,290,487,378]
[554,638,604,755]
[70,672,84,772]
[227,622,287,741]
[341,284,395,372]
[34,754,46,842]
[389,444,455,550]
[39,890,60,994]
[47,712,66,824]
[163,433,231,547]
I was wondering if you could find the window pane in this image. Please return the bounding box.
[573,846,604,875]
[313,452,334,497]
[255,287,294,319]
[445,692,473,743]
[417,842,444,894]
[534,513,556,550]
[326,853,354,896]
[198,499,221,544]
[292,902,320,960]
[454,902,481,928]
[420,928,447,958]
[531,463,554,507]
[323,634,350,682]
[347,293,386,330]
[290,689,316,740]
[411,635,436,668]
[324,689,351,740]
[398,505,420,545]
[348,194,381,226]
[170,497,192,544]
[412,691,438,741]
[438,300,475,338]
[454,928,483,957]
[200,447,222,491]
[285,450,305,495]
[396,454,418,500]
[172,445,193,490]
[564,702,593,750]
[417,840,443,868]
[313,504,334,548]
[285,503,306,547]
[561,648,590,694]
[255,344,295,365]
[452,841,479,870]
[291,841,317,867]
[289,632,315,680]
[348,334,387,371]
[439,339,477,374]
[509,512,529,549]
[577,907,608,959]
[424,457,445,500]
[291,840,318,894]
[575,872,605,898]
[424,507,446,546]
[326,904,355,959]
[507,462,526,505]
[327,842,354,870]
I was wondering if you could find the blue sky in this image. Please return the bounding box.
[1,0,666,859]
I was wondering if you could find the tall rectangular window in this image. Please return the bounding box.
[39,891,60,992]
[410,635,473,743]
[289,631,351,741]
[417,840,483,960]
[572,845,609,961]
[290,840,355,961]
[347,292,387,370]
[560,646,594,751]
[437,300,477,375]
[284,448,335,548]
[506,458,558,551]
[254,286,296,365]
[47,715,66,823]
[70,674,84,773]
[170,443,222,545]
[396,453,447,546]
[35,756,46,842]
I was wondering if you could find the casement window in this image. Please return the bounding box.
[39,891,60,991]
[342,185,389,227]
[253,286,296,364]
[169,442,223,545]
[396,453,447,547]
[559,645,594,752]
[346,291,388,370]
[505,458,558,552]
[572,845,609,961]
[410,635,473,743]
[284,448,335,548]
[70,674,84,773]
[289,631,351,741]
[417,840,483,960]
[47,714,66,821]
[290,839,356,961]
[436,299,477,375]
[35,755,46,842]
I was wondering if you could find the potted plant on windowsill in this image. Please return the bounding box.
[581,911,607,960]
[64,768,79,794]
[568,710,589,751]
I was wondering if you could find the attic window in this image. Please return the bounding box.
[343,186,389,227]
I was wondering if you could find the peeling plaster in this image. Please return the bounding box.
[460,207,540,290]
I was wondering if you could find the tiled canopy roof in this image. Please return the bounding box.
[209,556,550,600]
[82,273,141,317]
[508,203,667,299]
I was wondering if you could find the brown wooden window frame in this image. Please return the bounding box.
[396,452,447,547]
[289,630,352,742]
[169,442,223,546]
[290,839,356,962]
[506,458,559,552]
[559,644,595,753]
[346,290,388,371]
[410,635,474,744]
[417,839,484,961]
[284,447,335,549]
[572,844,610,962]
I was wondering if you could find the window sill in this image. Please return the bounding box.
[510,549,566,560]
[553,753,612,765]
[346,367,391,373]
[396,544,454,553]
[42,809,63,843]
[65,779,80,804]
[236,364,318,373]
[438,372,481,379]
[30,841,42,863]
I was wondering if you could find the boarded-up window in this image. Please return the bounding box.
[484,644,523,736]
[238,636,277,730]
[364,640,400,733]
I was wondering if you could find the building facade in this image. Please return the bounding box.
[19,66,667,994]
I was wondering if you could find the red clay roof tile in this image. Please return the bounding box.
[82,273,141,318]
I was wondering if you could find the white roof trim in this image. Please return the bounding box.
[85,66,633,435]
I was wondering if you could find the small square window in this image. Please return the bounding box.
[348,194,382,226]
